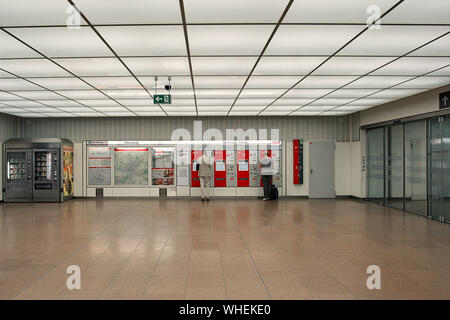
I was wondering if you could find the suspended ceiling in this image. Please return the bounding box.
[0,0,449,118]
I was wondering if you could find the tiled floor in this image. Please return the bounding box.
[1,198,449,300]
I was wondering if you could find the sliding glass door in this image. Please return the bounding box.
[385,125,404,210]
[429,116,450,222]
[404,121,427,215]
[367,128,385,204]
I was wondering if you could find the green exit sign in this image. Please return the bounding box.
[153,94,171,104]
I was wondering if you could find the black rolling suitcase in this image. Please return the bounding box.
[270,185,278,200]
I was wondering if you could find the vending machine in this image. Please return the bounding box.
[236,149,249,187]
[225,148,237,187]
[214,150,226,187]
[249,147,259,187]
[190,149,202,187]
[3,138,74,202]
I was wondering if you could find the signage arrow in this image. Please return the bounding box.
[442,96,448,106]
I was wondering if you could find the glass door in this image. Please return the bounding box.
[404,121,427,215]
[5,149,32,202]
[428,116,450,222]
[367,127,385,204]
[385,124,404,210]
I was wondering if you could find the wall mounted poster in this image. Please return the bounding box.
[88,146,112,186]
[63,146,74,196]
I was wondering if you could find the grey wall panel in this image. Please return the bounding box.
[0,112,18,143]
[17,116,352,142]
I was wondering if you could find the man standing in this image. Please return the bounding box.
[198,152,212,201]
[260,151,272,201]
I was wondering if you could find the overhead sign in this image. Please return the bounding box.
[154,94,171,104]
[439,91,449,109]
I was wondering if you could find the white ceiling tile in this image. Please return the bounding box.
[290,111,321,116]
[0,59,71,77]
[128,106,162,112]
[56,90,106,99]
[336,105,372,111]
[115,99,155,107]
[0,0,87,26]
[426,66,450,76]
[192,57,257,76]
[313,57,395,76]
[75,99,120,107]
[170,90,195,98]
[167,98,195,106]
[232,106,264,111]
[255,57,327,75]
[193,76,246,89]
[14,112,45,117]
[296,76,359,89]
[383,0,450,24]
[74,112,107,117]
[259,111,290,116]
[272,99,314,106]
[234,98,274,106]
[0,31,41,58]
[267,25,363,55]
[58,107,97,112]
[284,0,397,23]
[93,106,128,112]
[321,110,351,115]
[0,92,23,100]
[246,76,298,89]
[0,78,42,90]
[339,26,449,56]
[197,106,229,111]
[9,90,62,100]
[284,88,333,98]
[72,0,181,24]
[228,111,258,116]
[264,105,299,112]
[185,0,288,23]
[197,99,233,106]
[166,111,197,116]
[7,27,112,57]
[188,25,273,55]
[135,111,166,116]
[346,76,413,88]
[42,112,76,117]
[0,100,45,107]
[0,70,15,78]
[36,100,83,107]
[310,98,354,106]
[372,57,450,76]
[84,76,141,90]
[412,34,450,56]
[395,76,450,89]
[367,88,427,99]
[198,111,229,116]
[240,89,285,98]
[300,106,334,111]
[124,57,190,76]
[97,26,186,56]
[195,89,239,98]
[101,89,149,99]
[55,58,130,76]
[347,98,395,106]
[326,88,380,98]
[30,77,92,90]
[23,107,57,113]
[162,106,196,112]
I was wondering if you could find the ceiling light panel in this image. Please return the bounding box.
[367,88,427,99]
[0,31,41,58]
[240,89,286,98]
[0,100,46,107]
[394,76,450,89]
[14,113,45,118]
[383,0,450,24]
[58,107,97,112]
[233,99,274,106]
[42,112,76,117]
[229,111,259,116]
[54,58,130,77]
[7,27,113,57]
[30,77,92,90]
[263,106,300,112]
[290,111,321,116]
[309,98,354,106]
[0,92,23,100]
[128,106,162,112]
[185,0,289,23]
[197,99,234,106]
[82,77,141,90]
[162,106,196,112]
[339,26,449,56]
[75,99,120,107]
[0,78,42,90]
[312,57,395,76]
[267,25,363,55]
[188,25,273,55]
[192,57,257,76]
[93,107,128,112]
[72,0,181,24]
[115,99,154,107]
[345,76,413,88]
[139,76,192,90]
[300,106,334,111]
[347,98,394,106]
[198,111,229,116]
[232,106,264,111]
[336,105,372,111]
[284,0,397,23]
[97,26,187,56]
[254,57,327,75]
[321,111,351,116]
[426,66,450,76]
[272,99,315,106]
[23,107,58,113]
[193,76,246,89]
[0,70,15,78]
[296,76,359,89]
[259,111,290,116]
[101,89,149,99]
[197,106,230,112]
[0,0,87,26]
[123,57,190,76]
[56,90,106,99]
[372,57,450,76]
[0,59,71,77]
[326,88,380,98]
[283,89,333,98]
[104,112,136,117]
[166,111,197,116]
[195,89,239,98]
[136,111,166,116]
[9,90,62,100]
[412,34,450,56]
[246,76,298,89]
[170,90,195,99]
[36,100,83,107]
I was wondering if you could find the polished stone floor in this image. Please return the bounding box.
[0,198,449,300]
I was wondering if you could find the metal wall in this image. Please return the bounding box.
[0,112,18,143]
[17,116,353,142]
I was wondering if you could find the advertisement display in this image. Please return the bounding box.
[88,146,111,186]
[152,147,175,186]
[63,146,74,197]
[176,145,190,186]
[225,149,236,187]
[191,150,202,187]
[114,147,148,186]
[214,150,226,187]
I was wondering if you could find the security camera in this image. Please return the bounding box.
[165,85,172,91]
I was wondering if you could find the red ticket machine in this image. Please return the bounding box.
[259,149,272,187]
[191,150,202,187]
[214,150,226,187]
[237,150,249,187]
